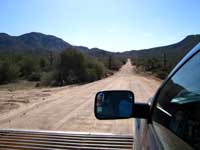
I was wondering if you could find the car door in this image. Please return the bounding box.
[137,48,200,150]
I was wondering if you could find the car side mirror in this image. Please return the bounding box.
[94,90,151,120]
[94,90,134,119]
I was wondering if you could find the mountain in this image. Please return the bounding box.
[0,32,116,59]
[124,34,200,67]
[0,32,199,80]
[0,32,200,65]
[0,32,71,54]
[74,46,116,57]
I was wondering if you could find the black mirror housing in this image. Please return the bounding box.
[132,103,150,119]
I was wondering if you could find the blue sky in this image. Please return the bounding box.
[0,0,199,52]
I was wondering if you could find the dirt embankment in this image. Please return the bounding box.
[0,60,161,135]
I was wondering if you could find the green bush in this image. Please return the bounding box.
[103,56,124,70]
[84,68,98,82]
[7,64,20,81]
[0,47,110,86]
[0,61,20,84]
[28,72,41,81]
[132,57,171,79]
[155,69,169,79]
[39,58,47,68]
[58,48,86,82]
[66,70,78,84]
[19,57,38,77]
[40,71,58,86]
[87,58,105,80]
[54,47,106,85]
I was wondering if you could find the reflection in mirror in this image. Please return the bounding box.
[95,90,134,119]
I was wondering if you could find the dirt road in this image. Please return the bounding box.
[0,60,161,135]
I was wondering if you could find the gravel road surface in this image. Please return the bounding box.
[0,60,161,135]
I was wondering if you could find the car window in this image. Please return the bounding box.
[152,51,200,150]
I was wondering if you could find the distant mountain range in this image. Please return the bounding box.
[0,32,200,64]
[124,34,200,57]
[0,32,115,58]
[124,34,200,67]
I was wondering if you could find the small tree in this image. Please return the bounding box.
[19,57,38,78]
[0,61,19,84]
[48,51,54,67]
[57,47,87,83]
[162,52,167,69]
[39,58,47,68]
[108,56,112,69]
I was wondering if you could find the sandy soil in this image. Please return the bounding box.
[0,60,161,135]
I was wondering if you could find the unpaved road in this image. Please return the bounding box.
[0,60,161,135]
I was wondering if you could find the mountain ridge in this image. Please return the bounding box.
[0,32,71,54]
[0,32,200,60]
[123,34,200,66]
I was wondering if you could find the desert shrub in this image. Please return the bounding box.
[54,47,106,85]
[122,59,127,64]
[19,57,38,77]
[110,58,123,70]
[85,68,98,82]
[57,48,87,82]
[28,72,41,81]
[40,47,106,86]
[94,63,105,79]
[65,70,78,84]
[0,61,20,84]
[40,70,58,86]
[86,57,105,80]
[0,47,111,86]
[132,57,171,79]
[7,64,20,81]
[102,56,124,71]
[39,58,47,68]
[155,69,169,79]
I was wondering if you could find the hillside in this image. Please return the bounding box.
[0,33,126,85]
[126,34,200,79]
[0,32,71,54]
[0,32,125,72]
[124,34,200,67]
[0,32,115,56]
[1,32,199,63]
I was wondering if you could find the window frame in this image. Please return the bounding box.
[149,47,200,123]
[145,46,200,149]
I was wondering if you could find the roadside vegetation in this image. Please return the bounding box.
[131,53,173,79]
[95,55,126,71]
[0,47,125,86]
[129,35,200,79]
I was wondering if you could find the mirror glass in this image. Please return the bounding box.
[95,90,134,119]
